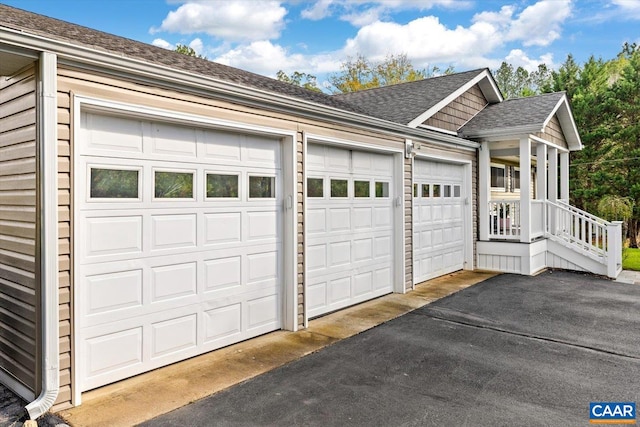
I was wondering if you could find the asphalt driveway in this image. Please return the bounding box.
[142,271,640,427]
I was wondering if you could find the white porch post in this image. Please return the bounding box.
[560,151,569,201]
[548,147,558,201]
[536,143,547,200]
[520,137,532,242]
[479,141,491,241]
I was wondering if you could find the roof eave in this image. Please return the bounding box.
[546,95,582,150]
[0,25,479,151]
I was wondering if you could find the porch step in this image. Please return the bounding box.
[546,239,609,277]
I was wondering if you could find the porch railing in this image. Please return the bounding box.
[487,199,622,277]
[488,199,520,239]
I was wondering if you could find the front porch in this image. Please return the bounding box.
[476,135,622,278]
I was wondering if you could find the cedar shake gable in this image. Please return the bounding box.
[0,4,370,116]
[459,91,582,149]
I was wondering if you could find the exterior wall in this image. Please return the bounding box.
[404,157,412,289]
[53,87,72,409]
[55,65,414,407]
[0,65,38,396]
[422,85,488,132]
[535,115,567,148]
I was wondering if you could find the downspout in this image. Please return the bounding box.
[26,50,59,419]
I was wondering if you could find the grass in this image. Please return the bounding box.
[623,247,640,271]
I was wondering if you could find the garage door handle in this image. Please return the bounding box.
[285,195,293,210]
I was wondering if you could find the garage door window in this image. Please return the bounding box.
[206,173,239,199]
[422,184,430,198]
[354,180,370,198]
[413,184,418,197]
[375,181,389,198]
[90,167,140,199]
[330,179,348,198]
[444,185,452,197]
[454,185,461,197]
[433,184,441,197]
[307,178,324,198]
[154,170,194,199]
[249,176,275,198]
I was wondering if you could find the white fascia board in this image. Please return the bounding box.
[461,124,542,140]
[407,69,501,128]
[529,134,570,153]
[0,26,476,150]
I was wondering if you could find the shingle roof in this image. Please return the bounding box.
[333,69,487,124]
[459,92,565,136]
[0,4,371,116]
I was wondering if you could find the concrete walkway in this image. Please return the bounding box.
[57,271,495,427]
[615,269,640,285]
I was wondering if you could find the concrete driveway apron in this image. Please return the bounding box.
[142,271,640,427]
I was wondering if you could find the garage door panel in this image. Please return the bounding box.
[306,143,395,318]
[151,123,197,157]
[150,314,198,359]
[150,214,197,250]
[84,216,143,258]
[204,256,241,291]
[204,212,242,244]
[413,159,465,284]
[150,262,198,302]
[78,114,284,391]
[85,269,143,316]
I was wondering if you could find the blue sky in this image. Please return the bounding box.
[3,1,639,88]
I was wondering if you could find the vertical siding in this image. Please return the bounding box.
[296,131,305,328]
[0,65,38,394]
[404,157,413,290]
[423,85,488,132]
[52,89,72,409]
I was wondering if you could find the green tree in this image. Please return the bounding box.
[328,53,448,93]
[175,44,205,59]
[493,62,552,99]
[276,70,322,92]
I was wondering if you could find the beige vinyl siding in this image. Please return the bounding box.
[0,65,38,394]
[296,131,305,327]
[52,87,72,410]
[535,115,567,148]
[404,157,412,289]
[423,85,488,132]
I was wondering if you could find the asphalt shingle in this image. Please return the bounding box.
[333,69,488,124]
[460,91,565,136]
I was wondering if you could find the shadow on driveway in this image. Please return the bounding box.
[142,271,640,427]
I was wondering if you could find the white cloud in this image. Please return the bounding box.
[341,16,503,67]
[301,0,336,20]
[151,1,287,42]
[214,40,308,76]
[506,0,572,46]
[611,0,640,18]
[505,49,555,71]
[189,38,204,55]
[299,0,473,26]
[152,38,173,49]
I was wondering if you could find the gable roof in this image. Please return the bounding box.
[459,92,582,150]
[0,4,369,116]
[333,68,502,126]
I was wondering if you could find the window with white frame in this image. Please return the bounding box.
[511,166,520,192]
[490,164,506,191]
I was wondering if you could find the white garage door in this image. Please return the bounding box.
[77,112,283,391]
[413,159,465,284]
[306,144,395,318]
